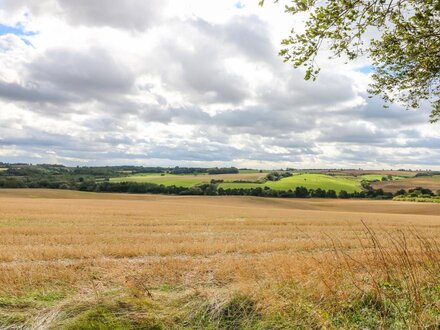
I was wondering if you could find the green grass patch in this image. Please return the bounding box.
[0,290,66,309]
[108,172,412,193]
[110,174,205,188]
[3,279,439,329]
[109,172,267,188]
[220,173,362,193]
[63,305,132,330]
[267,174,361,192]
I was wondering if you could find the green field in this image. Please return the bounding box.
[109,172,410,193]
[110,173,206,188]
[219,173,362,193]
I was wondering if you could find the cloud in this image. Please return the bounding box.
[0,0,439,168]
[29,48,135,97]
[0,0,165,31]
[57,0,165,31]
[0,80,75,104]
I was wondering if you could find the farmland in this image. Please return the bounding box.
[372,175,440,193]
[1,189,439,328]
[219,173,363,192]
[111,171,408,193]
[109,171,267,188]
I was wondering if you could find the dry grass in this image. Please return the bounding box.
[0,189,439,329]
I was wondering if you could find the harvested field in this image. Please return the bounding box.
[0,189,439,328]
[372,175,440,193]
[324,169,418,176]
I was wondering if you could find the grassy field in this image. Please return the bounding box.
[372,175,440,193]
[110,173,205,187]
[111,172,396,193]
[110,172,267,187]
[219,173,365,192]
[0,189,439,328]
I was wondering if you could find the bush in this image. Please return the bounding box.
[338,190,349,199]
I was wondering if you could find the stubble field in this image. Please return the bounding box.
[0,189,439,329]
[372,175,440,193]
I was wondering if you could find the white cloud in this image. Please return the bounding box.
[0,0,438,168]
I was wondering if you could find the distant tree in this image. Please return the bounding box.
[295,186,309,197]
[311,188,326,198]
[395,189,406,196]
[338,190,350,199]
[207,167,239,175]
[326,189,337,198]
[261,0,440,121]
[409,187,433,195]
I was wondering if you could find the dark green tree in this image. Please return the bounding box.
[261,0,440,122]
[338,190,350,199]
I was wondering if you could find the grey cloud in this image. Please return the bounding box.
[213,106,316,136]
[0,81,77,104]
[318,122,393,144]
[145,17,277,105]
[145,139,307,163]
[402,137,440,149]
[153,40,250,104]
[192,16,275,62]
[29,48,135,97]
[138,104,316,137]
[1,0,164,31]
[139,106,211,125]
[338,96,429,126]
[57,0,164,31]
[256,71,360,112]
[0,47,135,110]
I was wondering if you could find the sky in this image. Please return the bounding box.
[0,0,439,169]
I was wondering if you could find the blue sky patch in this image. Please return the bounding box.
[356,65,375,74]
[235,1,245,9]
[0,23,37,36]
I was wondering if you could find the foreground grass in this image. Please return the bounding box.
[2,227,439,329]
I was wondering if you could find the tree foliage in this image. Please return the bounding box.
[261,0,440,122]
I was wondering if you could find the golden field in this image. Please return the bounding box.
[0,189,439,329]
